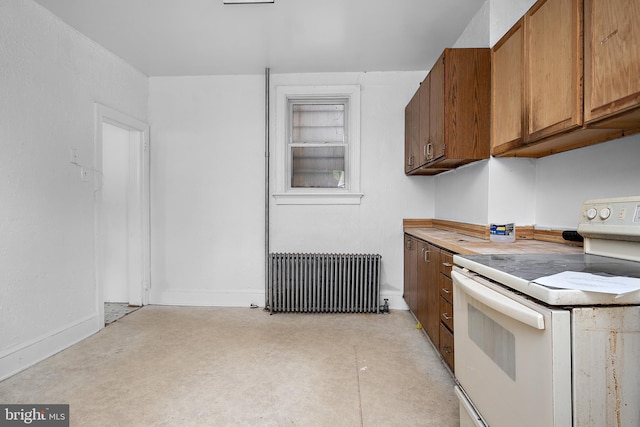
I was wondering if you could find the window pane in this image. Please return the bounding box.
[291,146,345,188]
[292,104,345,144]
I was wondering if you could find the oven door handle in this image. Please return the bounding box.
[453,270,545,330]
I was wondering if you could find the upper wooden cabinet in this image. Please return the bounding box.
[492,0,584,156]
[405,48,490,175]
[526,0,583,141]
[584,0,640,128]
[404,91,420,173]
[492,0,638,158]
[419,73,433,166]
[491,18,524,155]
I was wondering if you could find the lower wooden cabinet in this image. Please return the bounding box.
[423,242,441,348]
[403,235,418,314]
[438,250,455,371]
[439,323,455,371]
[439,296,453,331]
[404,233,455,372]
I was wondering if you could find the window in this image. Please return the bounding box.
[274,85,362,205]
[290,102,346,189]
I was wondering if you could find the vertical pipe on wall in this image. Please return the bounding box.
[264,67,271,310]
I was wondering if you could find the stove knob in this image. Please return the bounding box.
[599,207,611,220]
[586,207,597,220]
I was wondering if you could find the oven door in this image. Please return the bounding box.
[452,267,572,427]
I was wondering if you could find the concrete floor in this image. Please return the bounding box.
[0,306,459,426]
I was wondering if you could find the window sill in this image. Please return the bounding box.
[273,192,364,205]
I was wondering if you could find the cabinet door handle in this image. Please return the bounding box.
[406,240,412,250]
[441,288,451,294]
[426,143,433,159]
[442,313,452,321]
[424,249,430,262]
[442,262,452,267]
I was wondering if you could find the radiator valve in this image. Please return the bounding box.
[380,298,390,314]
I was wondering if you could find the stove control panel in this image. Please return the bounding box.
[579,196,640,227]
[578,197,640,261]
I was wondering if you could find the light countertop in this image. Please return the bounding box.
[405,227,584,256]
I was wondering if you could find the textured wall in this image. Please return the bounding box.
[0,0,148,378]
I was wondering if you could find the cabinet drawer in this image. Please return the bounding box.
[440,274,453,304]
[440,250,454,277]
[440,296,454,331]
[439,323,454,371]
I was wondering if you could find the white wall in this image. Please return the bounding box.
[148,71,433,309]
[487,158,537,225]
[148,75,266,307]
[455,0,491,48]
[535,134,640,228]
[434,161,490,224]
[489,0,536,46]
[0,0,148,380]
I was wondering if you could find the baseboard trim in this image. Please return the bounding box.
[150,289,409,311]
[150,289,266,308]
[0,314,99,381]
[381,290,409,311]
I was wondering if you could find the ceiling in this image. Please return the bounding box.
[32,0,486,77]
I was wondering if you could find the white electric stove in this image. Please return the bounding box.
[452,196,640,427]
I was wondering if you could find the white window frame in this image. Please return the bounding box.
[273,85,363,205]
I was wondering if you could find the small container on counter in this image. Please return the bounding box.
[490,223,515,243]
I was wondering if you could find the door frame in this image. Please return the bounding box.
[94,103,150,328]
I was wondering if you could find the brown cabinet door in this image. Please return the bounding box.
[416,241,430,330]
[404,92,420,173]
[418,74,431,167]
[439,323,454,371]
[423,243,441,347]
[491,19,525,156]
[440,272,453,304]
[439,250,454,277]
[403,235,418,314]
[439,296,454,332]
[442,49,491,161]
[584,0,640,125]
[525,0,583,142]
[429,53,445,162]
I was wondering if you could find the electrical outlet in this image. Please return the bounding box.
[80,167,89,182]
[70,148,79,164]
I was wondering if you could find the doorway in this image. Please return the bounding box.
[95,104,150,327]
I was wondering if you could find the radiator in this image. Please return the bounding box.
[268,253,382,313]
